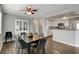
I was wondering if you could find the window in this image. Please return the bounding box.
[76,23,79,29]
[0,12,1,34]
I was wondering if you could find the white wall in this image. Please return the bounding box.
[2,14,15,37]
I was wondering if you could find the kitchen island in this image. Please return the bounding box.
[49,29,78,47]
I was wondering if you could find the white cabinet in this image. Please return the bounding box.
[15,19,29,40]
[15,19,29,41]
[15,20,22,31]
[15,19,29,33]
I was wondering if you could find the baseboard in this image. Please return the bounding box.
[53,40,76,47]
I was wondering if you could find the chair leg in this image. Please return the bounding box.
[21,49,24,54]
[17,47,20,54]
[32,48,35,54]
[43,48,45,54]
[5,38,7,43]
[19,48,23,54]
[25,49,28,54]
[37,48,40,54]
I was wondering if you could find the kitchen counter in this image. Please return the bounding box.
[49,28,75,31]
[49,29,75,47]
[48,29,79,47]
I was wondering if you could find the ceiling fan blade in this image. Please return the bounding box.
[25,7,28,10]
[31,12,35,14]
[19,10,26,11]
[32,9,37,12]
[25,7,32,12]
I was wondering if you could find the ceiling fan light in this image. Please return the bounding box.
[26,12,31,15]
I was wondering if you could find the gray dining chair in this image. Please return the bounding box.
[17,39,29,54]
[31,38,47,54]
[15,35,28,54]
[4,31,13,42]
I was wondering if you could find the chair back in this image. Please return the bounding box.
[18,39,28,49]
[4,32,12,38]
[37,38,47,49]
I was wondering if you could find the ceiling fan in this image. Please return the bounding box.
[19,5,37,15]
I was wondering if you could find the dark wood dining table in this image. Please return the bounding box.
[24,35,53,54]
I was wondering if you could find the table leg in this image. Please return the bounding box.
[28,44,31,54]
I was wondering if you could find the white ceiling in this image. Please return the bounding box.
[2,4,79,18]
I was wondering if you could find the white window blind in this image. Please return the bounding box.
[0,12,1,34]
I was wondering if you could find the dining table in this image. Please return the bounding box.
[24,35,53,54]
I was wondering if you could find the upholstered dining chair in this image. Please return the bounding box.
[17,39,29,54]
[31,38,47,54]
[4,31,13,42]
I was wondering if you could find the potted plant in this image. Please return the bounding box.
[27,32,33,39]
